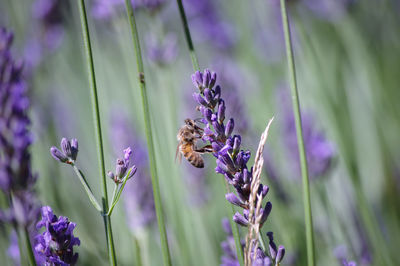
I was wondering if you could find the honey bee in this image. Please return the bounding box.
[176,119,213,168]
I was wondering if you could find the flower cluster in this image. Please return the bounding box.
[50,138,79,164]
[192,69,271,227]
[35,206,80,265]
[0,27,40,227]
[107,147,137,184]
[191,69,284,263]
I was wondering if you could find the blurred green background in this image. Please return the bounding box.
[1,0,400,265]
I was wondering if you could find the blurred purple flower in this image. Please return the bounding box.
[185,0,236,50]
[301,0,354,21]
[0,27,40,227]
[109,110,156,231]
[146,32,178,66]
[92,0,166,19]
[35,206,80,265]
[279,86,335,180]
[7,231,20,266]
[334,245,357,266]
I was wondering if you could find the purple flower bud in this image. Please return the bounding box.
[50,147,68,163]
[260,202,272,224]
[232,135,241,152]
[193,92,208,106]
[209,72,217,89]
[225,193,243,207]
[224,118,234,137]
[127,166,137,179]
[212,141,222,153]
[258,184,269,198]
[267,232,277,260]
[115,159,128,179]
[214,85,221,100]
[61,138,71,157]
[192,71,203,88]
[233,212,248,226]
[276,245,285,263]
[216,159,229,174]
[217,100,226,123]
[70,138,78,160]
[124,147,132,161]
[212,120,225,137]
[201,107,213,123]
[203,88,213,103]
[203,69,211,88]
[107,171,115,180]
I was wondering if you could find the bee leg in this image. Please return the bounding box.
[195,145,213,154]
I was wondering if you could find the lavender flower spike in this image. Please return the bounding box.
[35,206,80,265]
[189,69,284,264]
[0,27,40,229]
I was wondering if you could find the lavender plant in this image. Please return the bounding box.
[0,27,40,265]
[34,206,80,265]
[190,69,285,265]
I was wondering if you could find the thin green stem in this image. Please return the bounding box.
[133,235,143,266]
[72,164,102,212]
[76,0,117,265]
[124,1,172,265]
[222,177,245,266]
[23,227,37,266]
[258,233,266,252]
[175,0,200,71]
[279,1,315,265]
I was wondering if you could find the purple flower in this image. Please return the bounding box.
[92,0,166,20]
[107,147,137,184]
[278,86,335,180]
[35,206,80,265]
[146,32,178,66]
[334,245,357,266]
[221,218,274,266]
[25,0,66,67]
[50,138,79,164]
[0,27,40,227]
[185,0,236,50]
[190,69,284,263]
[109,110,156,231]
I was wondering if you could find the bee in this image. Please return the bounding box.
[176,119,213,168]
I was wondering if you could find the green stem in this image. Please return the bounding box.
[76,0,117,265]
[175,0,200,71]
[72,165,102,212]
[258,232,266,252]
[222,177,245,266]
[124,1,172,265]
[279,1,315,265]
[133,235,143,266]
[23,227,36,266]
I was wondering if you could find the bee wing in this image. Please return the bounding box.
[175,142,182,163]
